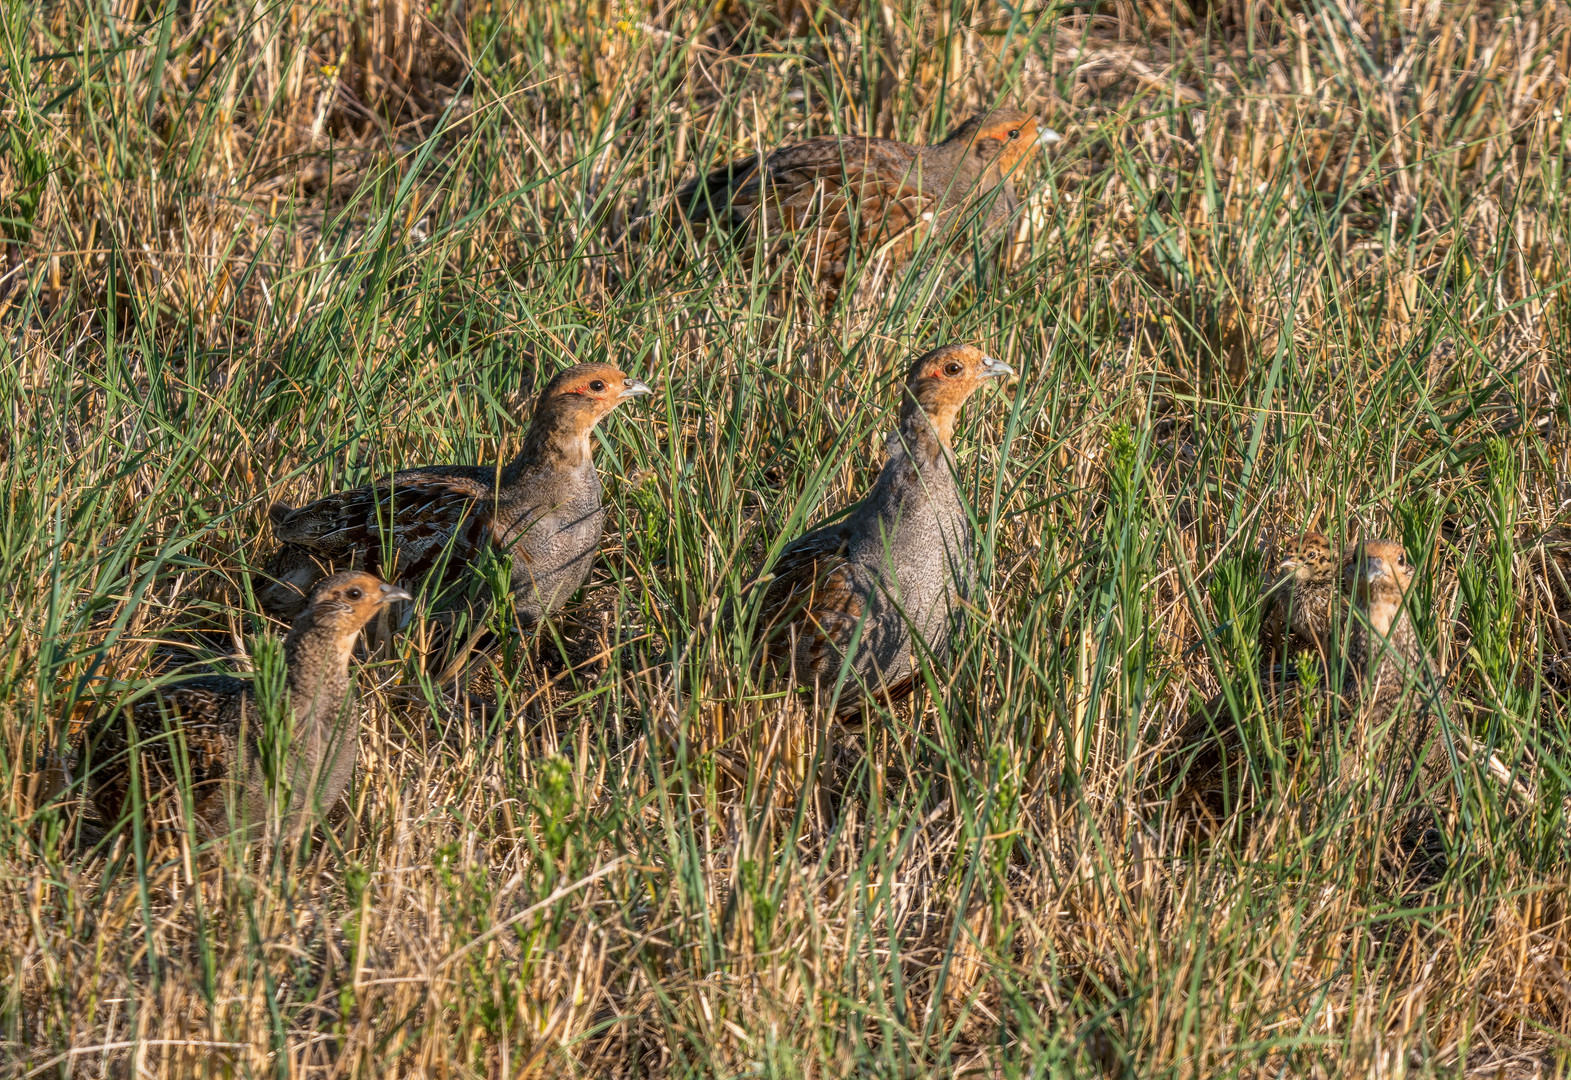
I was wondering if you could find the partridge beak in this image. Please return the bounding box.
[620,378,653,400]
[1362,555,1388,583]
[379,583,414,604]
[1037,127,1062,146]
[979,355,1016,378]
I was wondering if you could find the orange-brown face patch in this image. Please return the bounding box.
[903,344,1011,425]
[308,571,402,630]
[1345,538,1415,601]
[972,110,1040,173]
[916,346,988,409]
[545,362,632,408]
[1359,539,1409,566]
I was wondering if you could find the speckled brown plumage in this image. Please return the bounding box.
[262,363,651,626]
[1341,539,1444,770]
[1261,531,1340,666]
[1171,538,1444,809]
[1174,531,1339,766]
[82,572,409,836]
[672,109,1056,301]
[257,541,334,623]
[750,344,1013,714]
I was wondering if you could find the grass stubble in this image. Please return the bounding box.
[1,0,1569,1074]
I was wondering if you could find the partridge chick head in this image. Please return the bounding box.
[944,108,1059,181]
[298,572,412,644]
[1260,530,1341,663]
[1344,539,1415,636]
[901,344,1015,445]
[1279,531,1336,580]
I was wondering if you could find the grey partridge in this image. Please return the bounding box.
[82,572,410,835]
[672,109,1057,301]
[262,363,652,626]
[1341,538,1446,773]
[1260,531,1340,667]
[749,344,1014,713]
[1172,538,1450,815]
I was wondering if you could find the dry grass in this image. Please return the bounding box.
[2,0,1570,1075]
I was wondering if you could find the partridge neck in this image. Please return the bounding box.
[1364,591,1403,642]
[283,617,356,723]
[504,408,595,484]
[1353,588,1419,681]
[919,140,982,193]
[894,396,957,469]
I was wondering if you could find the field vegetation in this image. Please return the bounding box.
[1,0,1569,1073]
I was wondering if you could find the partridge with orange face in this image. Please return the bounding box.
[1342,538,1433,733]
[262,363,651,626]
[82,572,410,836]
[749,344,1014,713]
[672,109,1057,301]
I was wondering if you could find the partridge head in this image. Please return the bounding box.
[296,571,414,648]
[897,343,1017,452]
[933,108,1060,188]
[509,362,653,473]
[1262,530,1339,663]
[1278,531,1338,584]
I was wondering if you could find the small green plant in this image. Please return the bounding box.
[1395,491,1444,650]
[1105,422,1139,512]
[1208,550,1264,681]
[1459,438,1532,732]
[527,753,577,876]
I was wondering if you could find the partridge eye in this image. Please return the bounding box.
[1008,128,1020,139]
[588,380,606,393]
[943,361,964,376]
[346,588,362,601]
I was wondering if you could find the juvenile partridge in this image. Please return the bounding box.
[749,344,1014,713]
[1260,531,1340,666]
[1340,538,1466,882]
[263,363,651,625]
[82,572,409,835]
[673,109,1056,301]
[1341,539,1438,754]
[1172,538,1448,814]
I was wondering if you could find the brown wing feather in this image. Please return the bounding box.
[85,677,248,828]
[674,137,944,303]
[257,543,332,621]
[758,520,854,625]
[754,519,870,685]
[683,139,931,242]
[271,469,496,586]
[675,154,763,226]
